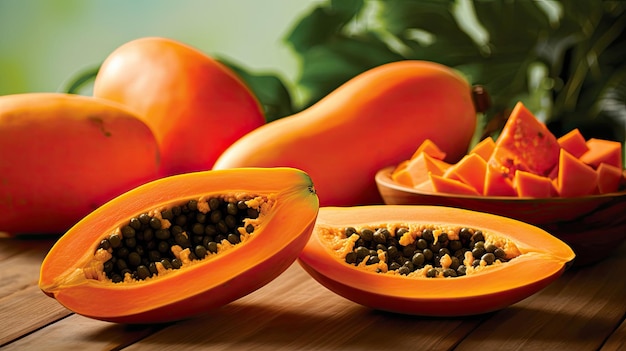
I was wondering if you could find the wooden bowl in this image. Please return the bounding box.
[375,166,626,266]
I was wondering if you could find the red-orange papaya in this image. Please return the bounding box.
[0,93,160,235]
[93,37,265,176]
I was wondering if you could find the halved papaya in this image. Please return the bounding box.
[298,205,575,316]
[39,168,319,323]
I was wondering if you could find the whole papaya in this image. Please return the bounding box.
[93,37,266,176]
[213,60,478,206]
[0,93,160,235]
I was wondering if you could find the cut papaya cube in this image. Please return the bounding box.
[443,153,487,194]
[429,173,480,196]
[393,152,451,187]
[547,164,559,180]
[556,149,598,197]
[579,138,623,170]
[442,165,462,181]
[410,139,447,160]
[490,102,560,178]
[513,170,554,198]
[596,162,623,194]
[414,179,435,192]
[469,136,496,161]
[557,128,588,159]
[417,152,451,177]
[391,160,413,187]
[484,164,517,196]
[426,154,452,173]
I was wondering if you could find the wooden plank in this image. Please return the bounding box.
[1,313,165,351]
[121,264,484,351]
[454,242,626,351]
[0,237,69,346]
[601,318,626,351]
[0,285,72,346]
[0,237,56,296]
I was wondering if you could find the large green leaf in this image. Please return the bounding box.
[219,58,295,122]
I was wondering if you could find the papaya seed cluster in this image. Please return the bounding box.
[94,196,261,283]
[343,226,512,278]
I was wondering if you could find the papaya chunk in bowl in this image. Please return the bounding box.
[298,205,575,316]
[39,167,319,323]
[378,102,626,265]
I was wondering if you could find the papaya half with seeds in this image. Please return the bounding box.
[213,60,479,206]
[93,37,266,176]
[39,167,319,323]
[0,93,160,236]
[298,205,575,316]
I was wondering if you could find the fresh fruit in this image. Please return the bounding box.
[391,102,625,197]
[213,60,479,206]
[93,37,265,176]
[0,93,160,235]
[299,205,575,316]
[39,168,319,323]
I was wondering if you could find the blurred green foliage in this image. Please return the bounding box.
[61,0,625,157]
[232,0,626,151]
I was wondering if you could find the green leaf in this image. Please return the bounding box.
[285,0,364,53]
[63,65,99,95]
[295,35,404,108]
[219,58,295,122]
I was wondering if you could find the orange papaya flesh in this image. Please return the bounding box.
[410,138,447,160]
[0,93,160,235]
[39,168,319,323]
[390,160,412,187]
[596,163,623,194]
[429,173,480,196]
[484,164,517,196]
[557,129,589,159]
[579,138,623,170]
[390,102,626,198]
[469,136,496,161]
[556,149,598,197]
[445,153,487,194]
[299,206,575,316]
[489,102,560,178]
[391,152,450,187]
[514,170,554,198]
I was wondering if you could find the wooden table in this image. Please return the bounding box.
[1,234,625,351]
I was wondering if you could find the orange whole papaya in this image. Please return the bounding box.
[213,60,478,206]
[0,93,160,235]
[93,37,265,176]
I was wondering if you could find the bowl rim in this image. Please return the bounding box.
[375,165,626,202]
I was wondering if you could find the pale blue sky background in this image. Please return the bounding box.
[0,0,316,95]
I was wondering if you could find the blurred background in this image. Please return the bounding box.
[1,0,625,157]
[0,0,313,95]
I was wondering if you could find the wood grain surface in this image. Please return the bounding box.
[1,235,624,351]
